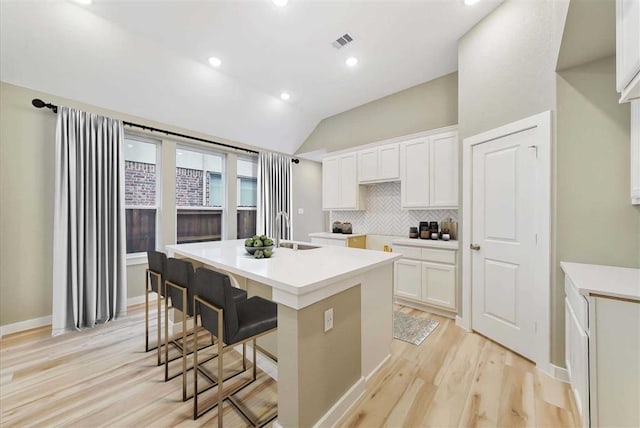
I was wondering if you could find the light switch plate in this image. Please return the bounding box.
[324,308,333,332]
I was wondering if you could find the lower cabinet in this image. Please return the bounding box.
[310,235,367,249]
[565,297,589,428]
[393,245,457,313]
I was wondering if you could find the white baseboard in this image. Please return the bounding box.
[455,315,471,332]
[395,296,456,319]
[233,343,278,381]
[0,315,52,337]
[365,353,391,382]
[313,376,366,428]
[549,364,570,383]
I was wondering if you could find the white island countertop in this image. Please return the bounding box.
[561,261,640,301]
[167,240,401,309]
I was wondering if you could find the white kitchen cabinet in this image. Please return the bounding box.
[322,153,365,210]
[400,138,430,208]
[357,143,399,183]
[400,131,459,209]
[562,262,640,428]
[616,0,640,102]
[394,259,422,300]
[429,132,459,208]
[393,243,457,314]
[422,262,456,310]
[631,100,640,204]
[309,234,366,249]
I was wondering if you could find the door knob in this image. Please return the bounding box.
[470,244,481,251]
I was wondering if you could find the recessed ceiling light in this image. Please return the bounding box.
[73,0,92,4]
[208,57,222,68]
[280,92,291,101]
[346,57,358,67]
[464,0,480,5]
[272,0,288,7]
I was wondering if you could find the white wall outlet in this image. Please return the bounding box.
[324,308,333,332]
[297,208,304,215]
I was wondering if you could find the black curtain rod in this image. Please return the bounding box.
[31,98,300,163]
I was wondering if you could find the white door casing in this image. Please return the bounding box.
[461,111,551,375]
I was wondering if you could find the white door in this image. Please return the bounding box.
[429,132,458,208]
[470,128,538,361]
[400,138,429,209]
[394,259,421,300]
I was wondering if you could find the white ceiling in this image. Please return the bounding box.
[0,0,501,154]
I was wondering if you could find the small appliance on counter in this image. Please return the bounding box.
[341,222,353,234]
[419,222,430,239]
[332,221,343,233]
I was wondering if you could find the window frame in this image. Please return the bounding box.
[123,134,162,263]
[175,144,226,243]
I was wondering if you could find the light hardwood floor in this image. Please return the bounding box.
[0,304,579,427]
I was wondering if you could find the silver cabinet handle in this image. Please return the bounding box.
[470,244,481,251]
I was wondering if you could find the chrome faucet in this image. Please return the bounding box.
[275,211,290,248]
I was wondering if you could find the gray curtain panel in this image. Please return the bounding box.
[257,152,292,239]
[52,107,127,335]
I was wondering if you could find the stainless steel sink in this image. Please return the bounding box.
[278,242,320,250]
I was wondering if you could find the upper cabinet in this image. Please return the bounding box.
[357,143,399,183]
[322,153,366,211]
[400,131,459,210]
[616,0,640,102]
[321,126,457,211]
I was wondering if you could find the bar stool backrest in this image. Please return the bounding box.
[166,258,195,316]
[147,251,167,296]
[194,267,240,343]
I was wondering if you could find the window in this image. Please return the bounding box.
[124,137,159,254]
[237,158,257,239]
[176,147,224,243]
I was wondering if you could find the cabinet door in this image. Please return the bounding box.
[421,262,456,310]
[339,154,358,209]
[616,0,640,95]
[322,157,341,210]
[566,299,589,428]
[394,259,422,300]
[358,149,378,182]
[378,144,400,180]
[631,100,640,204]
[429,132,459,208]
[400,139,430,209]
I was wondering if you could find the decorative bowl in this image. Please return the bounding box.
[245,245,274,255]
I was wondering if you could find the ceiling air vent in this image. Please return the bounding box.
[332,33,354,49]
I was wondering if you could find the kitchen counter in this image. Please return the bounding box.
[560,261,640,301]
[166,239,400,427]
[308,231,366,240]
[167,239,399,309]
[392,237,460,250]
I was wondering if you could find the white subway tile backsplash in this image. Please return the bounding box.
[330,182,458,236]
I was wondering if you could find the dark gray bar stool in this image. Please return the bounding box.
[145,250,167,366]
[192,267,277,427]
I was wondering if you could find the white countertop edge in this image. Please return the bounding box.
[391,237,460,250]
[166,244,401,308]
[560,261,640,301]
[308,232,366,239]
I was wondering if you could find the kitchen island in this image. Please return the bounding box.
[166,240,401,428]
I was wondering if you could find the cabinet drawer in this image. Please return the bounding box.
[565,276,589,332]
[421,248,456,264]
[394,245,422,260]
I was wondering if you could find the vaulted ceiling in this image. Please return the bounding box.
[0,0,501,154]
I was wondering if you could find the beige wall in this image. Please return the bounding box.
[458,0,568,140]
[556,55,640,291]
[0,81,323,327]
[296,72,458,155]
[292,158,327,240]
